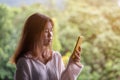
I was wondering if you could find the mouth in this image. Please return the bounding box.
[43,39,52,46]
[45,38,52,42]
[48,39,52,42]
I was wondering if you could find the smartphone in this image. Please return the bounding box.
[72,36,83,59]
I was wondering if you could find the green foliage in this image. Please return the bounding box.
[0,0,120,80]
[0,4,16,80]
[52,18,62,51]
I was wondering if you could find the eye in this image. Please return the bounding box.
[44,29,49,33]
[44,28,53,33]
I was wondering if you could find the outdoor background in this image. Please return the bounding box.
[0,0,120,80]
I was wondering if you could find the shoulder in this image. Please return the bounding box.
[53,51,62,59]
[17,57,29,64]
[16,52,34,66]
[16,57,30,68]
[52,51,65,72]
[52,51,64,64]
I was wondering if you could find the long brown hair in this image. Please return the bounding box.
[11,13,54,64]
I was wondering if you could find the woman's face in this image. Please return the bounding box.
[41,21,53,46]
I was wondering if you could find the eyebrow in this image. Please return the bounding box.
[44,27,53,29]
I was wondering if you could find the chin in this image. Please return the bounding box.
[44,43,52,47]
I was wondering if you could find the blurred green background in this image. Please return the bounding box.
[0,0,120,80]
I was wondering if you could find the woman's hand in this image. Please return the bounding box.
[70,46,82,67]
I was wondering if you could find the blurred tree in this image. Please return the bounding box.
[62,0,120,80]
[0,0,120,80]
[0,4,16,80]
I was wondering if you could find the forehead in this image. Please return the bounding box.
[44,21,53,29]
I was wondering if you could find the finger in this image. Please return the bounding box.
[72,51,80,59]
[72,47,81,59]
[75,50,80,56]
[78,46,81,51]
[74,52,80,60]
[72,54,80,63]
[74,58,80,62]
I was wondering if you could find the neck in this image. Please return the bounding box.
[37,47,52,64]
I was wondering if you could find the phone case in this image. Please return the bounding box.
[72,36,83,59]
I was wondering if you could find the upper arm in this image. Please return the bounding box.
[56,52,83,80]
[15,58,30,80]
[55,52,65,73]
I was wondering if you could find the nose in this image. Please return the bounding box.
[48,31,53,38]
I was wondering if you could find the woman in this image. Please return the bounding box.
[11,13,83,80]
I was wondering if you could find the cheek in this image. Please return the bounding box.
[40,32,46,39]
[43,33,48,38]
